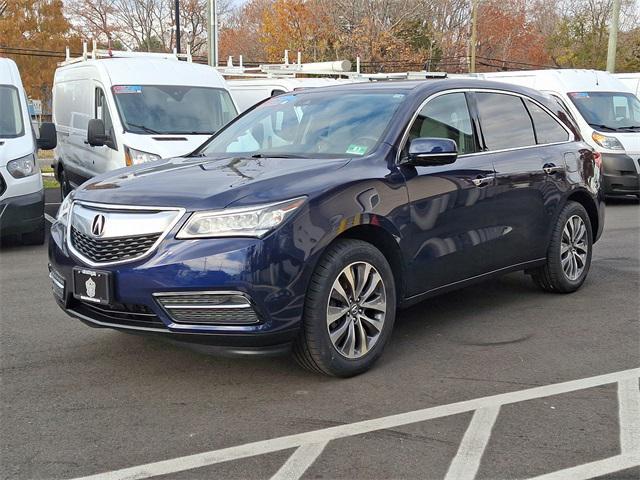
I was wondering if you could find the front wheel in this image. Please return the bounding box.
[293,239,396,377]
[531,201,593,293]
[59,167,71,199]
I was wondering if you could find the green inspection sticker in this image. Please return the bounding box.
[346,144,368,155]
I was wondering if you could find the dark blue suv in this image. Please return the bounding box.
[49,80,604,376]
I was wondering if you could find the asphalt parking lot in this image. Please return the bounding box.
[1,190,639,480]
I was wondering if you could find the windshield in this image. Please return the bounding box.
[568,91,640,132]
[112,85,237,135]
[0,85,25,138]
[199,91,407,158]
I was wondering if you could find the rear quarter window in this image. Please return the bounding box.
[475,92,536,150]
[525,100,570,144]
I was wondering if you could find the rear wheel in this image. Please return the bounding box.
[531,201,592,293]
[293,239,396,377]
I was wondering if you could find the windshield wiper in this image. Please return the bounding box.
[127,123,161,134]
[616,125,640,131]
[588,123,618,132]
[250,153,307,159]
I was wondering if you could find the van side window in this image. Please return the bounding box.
[475,92,536,150]
[95,87,113,135]
[525,100,570,144]
[406,92,477,156]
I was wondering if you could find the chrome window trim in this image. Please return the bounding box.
[66,200,186,267]
[396,88,577,165]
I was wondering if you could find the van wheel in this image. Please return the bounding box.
[531,201,592,293]
[21,218,45,245]
[59,167,71,199]
[293,239,396,377]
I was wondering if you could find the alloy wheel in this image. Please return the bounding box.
[326,261,387,359]
[561,215,588,281]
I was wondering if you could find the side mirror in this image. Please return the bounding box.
[407,137,458,166]
[37,122,57,150]
[87,119,107,147]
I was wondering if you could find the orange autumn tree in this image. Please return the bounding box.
[0,0,79,103]
[260,0,333,62]
[475,0,551,71]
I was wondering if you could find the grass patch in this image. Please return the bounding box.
[43,177,60,189]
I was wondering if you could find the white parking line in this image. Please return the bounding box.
[270,442,328,480]
[44,213,56,224]
[618,377,640,456]
[444,406,500,480]
[528,454,640,480]
[72,368,640,480]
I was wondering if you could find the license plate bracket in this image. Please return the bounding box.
[72,268,112,305]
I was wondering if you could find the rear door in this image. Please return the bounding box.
[399,91,501,296]
[472,91,572,264]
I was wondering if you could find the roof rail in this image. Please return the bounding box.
[217,50,446,81]
[59,41,192,67]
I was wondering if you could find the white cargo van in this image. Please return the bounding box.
[468,69,640,197]
[52,50,238,196]
[228,77,353,112]
[614,73,640,97]
[0,58,57,244]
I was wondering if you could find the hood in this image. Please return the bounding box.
[75,155,352,210]
[615,132,640,154]
[0,134,35,166]
[122,132,212,159]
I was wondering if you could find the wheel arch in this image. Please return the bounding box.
[323,224,406,304]
[566,189,600,243]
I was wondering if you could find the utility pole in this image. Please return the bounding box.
[174,0,181,54]
[606,0,621,73]
[470,0,478,73]
[207,0,218,67]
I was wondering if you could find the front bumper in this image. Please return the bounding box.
[0,188,44,237]
[48,217,311,354]
[601,153,640,196]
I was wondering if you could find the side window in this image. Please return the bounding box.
[406,92,477,155]
[475,92,535,150]
[95,87,113,135]
[525,100,570,144]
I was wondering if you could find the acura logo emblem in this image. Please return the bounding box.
[91,214,106,237]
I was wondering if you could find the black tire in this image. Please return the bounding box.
[21,218,45,245]
[293,239,396,377]
[531,201,593,293]
[59,166,71,199]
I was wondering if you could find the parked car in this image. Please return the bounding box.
[0,58,57,245]
[48,80,604,376]
[52,52,238,198]
[614,72,640,97]
[464,69,639,198]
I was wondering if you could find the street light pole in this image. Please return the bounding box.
[470,0,478,73]
[207,0,218,66]
[174,0,181,53]
[606,0,621,73]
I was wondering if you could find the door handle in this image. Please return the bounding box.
[472,174,493,187]
[543,163,562,175]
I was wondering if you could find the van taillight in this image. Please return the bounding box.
[593,151,602,168]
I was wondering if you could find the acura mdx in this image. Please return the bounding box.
[49,80,605,376]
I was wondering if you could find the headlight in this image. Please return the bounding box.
[124,145,161,166]
[7,154,38,178]
[56,191,74,226]
[177,197,306,239]
[592,132,624,150]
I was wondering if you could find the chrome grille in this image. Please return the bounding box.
[71,227,160,263]
[164,307,260,324]
[67,201,183,266]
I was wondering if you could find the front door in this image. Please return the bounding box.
[399,92,500,297]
